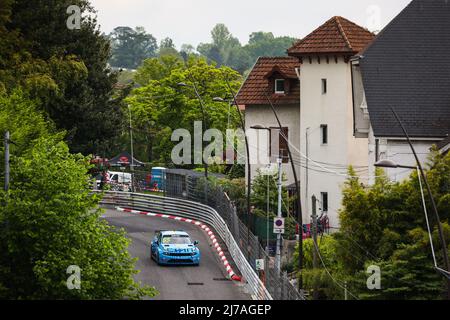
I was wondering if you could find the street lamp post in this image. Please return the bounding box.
[375,107,450,299]
[128,105,135,193]
[263,94,303,291]
[213,96,253,260]
[177,82,209,204]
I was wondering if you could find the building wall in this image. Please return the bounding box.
[367,126,442,184]
[299,56,368,228]
[245,104,301,186]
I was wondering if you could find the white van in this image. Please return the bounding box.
[108,171,132,184]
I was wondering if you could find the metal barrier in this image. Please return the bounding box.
[97,191,273,300]
[165,174,306,300]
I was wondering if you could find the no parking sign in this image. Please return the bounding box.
[273,217,285,234]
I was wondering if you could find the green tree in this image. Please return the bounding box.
[0,91,157,299]
[245,32,296,61]
[293,236,346,300]
[250,169,297,239]
[300,152,450,300]
[160,37,175,49]
[1,0,125,156]
[134,55,184,86]
[197,25,297,75]
[109,26,158,69]
[126,56,242,165]
[197,24,248,73]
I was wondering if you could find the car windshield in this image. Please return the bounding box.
[161,235,191,245]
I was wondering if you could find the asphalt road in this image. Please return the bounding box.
[103,209,250,300]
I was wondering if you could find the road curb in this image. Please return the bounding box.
[116,207,242,282]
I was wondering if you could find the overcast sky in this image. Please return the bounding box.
[89,0,412,48]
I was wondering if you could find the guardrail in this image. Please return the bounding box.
[97,191,273,300]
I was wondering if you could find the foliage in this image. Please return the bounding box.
[294,153,450,300]
[197,24,296,74]
[251,169,293,218]
[218,178,247,213]
[109,26,158,69]
[250,169,297,238]
[0,0,125,156]
[293,236,346,299]
[227,164,245,179]
[126,56,242,165]
[0,91,157,299]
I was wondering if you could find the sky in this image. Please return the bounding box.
[89,0,412,48]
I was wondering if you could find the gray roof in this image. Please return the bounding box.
[359,0,450,138]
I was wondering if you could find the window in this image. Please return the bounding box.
[269,127,289,163]
[321,79,327,94]
[321,192,328,213]
[275,79,285,94]
[320,125,328,145]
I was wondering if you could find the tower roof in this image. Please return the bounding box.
[287,16,375,56]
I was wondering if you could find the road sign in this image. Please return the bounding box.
[256,259,265,271]
[273,217,285,234]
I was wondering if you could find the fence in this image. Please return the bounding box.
[165,172,305,300]
[97,190,273,300]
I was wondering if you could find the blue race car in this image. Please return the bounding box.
[151,230,201,266]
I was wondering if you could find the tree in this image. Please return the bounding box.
[134,55,184,86]
[245,32,296,61]
[295,152,450,300]
[293,236,346,300]
[0,90,157,299]
[160,37,175,49]
[180,44,196,55]
[197,24,242,70]
[250,169,297,239]
[109,26,158,69]
[2,0,125,156]
[197,24,297,75]
[126,56,242,165]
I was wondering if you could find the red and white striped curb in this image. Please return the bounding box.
[116,207,242,282]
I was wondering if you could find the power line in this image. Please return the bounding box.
[312,237,360,300]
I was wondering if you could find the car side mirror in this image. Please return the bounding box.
[155,240,159,246]
[194,240,199,246]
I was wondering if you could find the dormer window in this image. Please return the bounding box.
[275,79,285,94]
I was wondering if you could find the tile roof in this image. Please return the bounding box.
[359,0,450,138]
[287,16,375,56]
[235,57,300,106]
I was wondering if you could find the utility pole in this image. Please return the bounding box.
[276,157,283,275]
[4,131,10,192]
[266,168,270,254]
[311,195,319,300]
[305,128,310,219]
[263,94,304,291]
[128,105,135,193]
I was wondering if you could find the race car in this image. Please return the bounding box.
[150,230,200,266]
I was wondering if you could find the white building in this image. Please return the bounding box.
[237,3,450,231]
[286,16,376,228]
[352,0,450,185]
[236,57,301,187]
